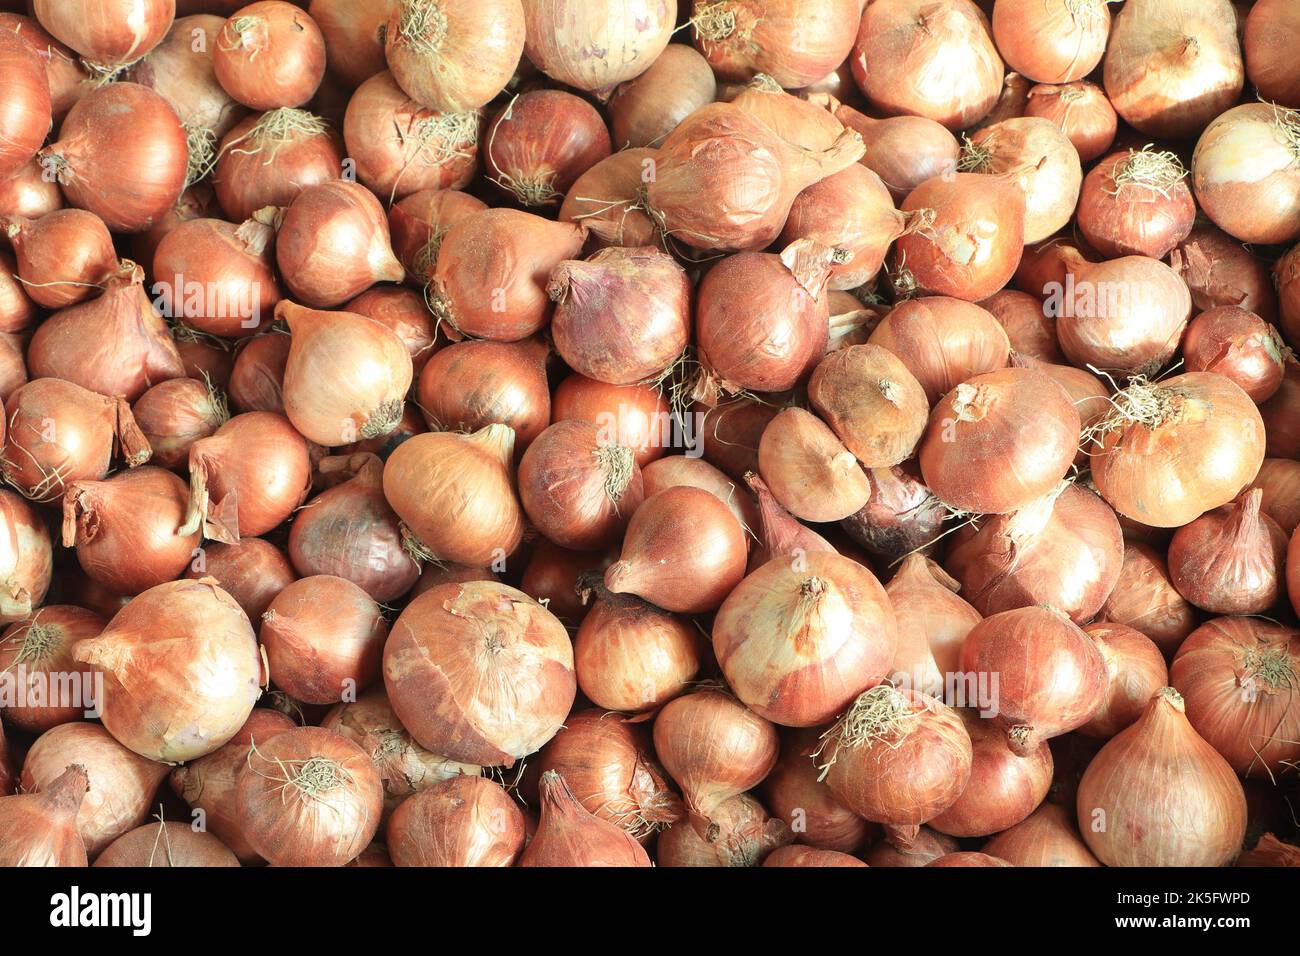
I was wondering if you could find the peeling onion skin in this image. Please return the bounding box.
[0,764,89,868]
[1079,623,1169,740]
[984,803,1100,867]
[386,775,525,867]
[1173,225,1279,326]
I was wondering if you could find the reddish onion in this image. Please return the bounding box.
[386,187,486,282]
[1080,622,1170,739]
[756,407,872,523]
[94,822,239,867]
[642,456,758,535]
[864,826,956,867]
[0,490,50,625]
[839,465,946,562]
[693,395,782,480]
[520,770,652,867]
[32,0,172,66]
[228,332,290,413]
[485,90,610,207]
[1168,488,1287,615]
[692,0,859,89]
[308,0,395,89]
[0,156,64,220]
[885,554,982,700]
[0,605,103,732]
[0,30,53,181]
[744,470,834,568]
[417,337,551,449]
[1096,543,1199,657]
[609,44,716,149]
[132,377,228,471]
[1261,357,1300,459]
[984,802,1100,867]
[980,289,1062,362]
[0,765,88,867]
[657,792,791,867]
[760,730,870,854]
[521,0,674,93]
[1023,81,1117,163]
[866,297,1010,405]
[1192,103,1300,247]
[0,332,25,401]
[185,538,296,621]
[557,148,660,252]
[991,0,1109,83]
[1245,0,1300,107]
[4,209,116,309]
[129,181,215,269]
[1174,224,1279,326]
[1182,306,1287,403]
[386,775,523,867]
[212,2,325,110]
[1077,149,1195,261]
[1253,459,1300,534]
[519,542,602,627]
[213,108,344,222]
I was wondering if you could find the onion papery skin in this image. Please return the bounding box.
[430,208,586,341]
[609,45,715,150]
[0,490,50,625]
[212,109,344,223]
[991,0,1109,84]
[928,709,1052,838]
[1170,618,1300,778]
[386,187,486,286]
[485,89,609,208]
[94,822,239,867]
[981,289,1062,363]
[840,465,946,562]
[4,209,116,310]
[1252,459,1300,536]
[182,411,311,543]
[1077,687,1247,867]
[866,297,1010,406]
[62,466,200,596]
[763,845,866,867]
[386,775,524,867]
[1193,104,1300,247]
[864,826,956,867]
[641,456,758,537]
[693,396,781,481]
[29,261,186,402]
[1245,0,1300,108]
[760,730,870,854]
[557,148,660,252]
[885,553,982,700]
[1175,225,1279,326]
[0,30,53,181]
[417,337,551,450]
[1077,150,1195,262]
[894,173,1026,302]
[919,367,1079,515]
[1183,307,1286,404]
[40,83,188,234]
[756,407,871,523]
[132,378,229,473]
[1089,372,1266,529]
[383,581,575,767]
[521,770,653,867]
[1023,82,1117,164]
[692,0,858,89]
[1104,0,1243,141]
[821,98,961,204]
[306,0,395,89]
[0,605,104,732]
[0,764,89,866]
[382,425,524,568]
[212,2,326,110]
[0,156,65,221]
[960,606,1107,754]
[1080,622,1169,740]
[717,554,894,728]
[657,792,792,867]
[1167,489,1287,615]
[604,486,747,615]
[32,0,173,67]
[962,117,1082,245]
[186,537,296,623]
[521,0,675,94]
[550,246,690,386]
[984,803,1100,867]
[1096,542,1199,657]
[852,0,1004,131]
[237,726,383,867]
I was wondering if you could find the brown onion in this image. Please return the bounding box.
[94,822,239,867]
[228,334,289,413]
[864,826,955,867]
[1261,357,1300,459]
[1246,0,1300,107]
[1293,526,1300,617]
[1077,149,1195,261]
[0,606,103,732]
[760,730,870,854]
[984,803,1100,867]
[417,337,551,449]
[0,156,64,221]
[305,0,394,88]
[0,490,50,625]
[1253,459,1300,535]
[1192,103,1300,247]
[0,332,25,401]
[756,407,871,523]
[519,542,601,627]
[522,0,673,93]
[609,44,715,149]
[980,289,1062,362]
[693,396,782,481]
[1023,81,1117,164]
[642,456,758,536]
[1079,622,1170,740]
[1168,489,1287,615]
[0,764,88,867]
[557,148,660,252]
[692,0,858,89]
[885,554,982,699]
[1175,224,1279,326]
[992,0,1109,83]
[212,2,326,110]
[1183,307,1286,404]
[657,792,791,867]
[520,770,652,867]
[4,210,116,309]
[961,116,1082,244]
[744,470,834,568]
[387,187,487,283]
[32,0,172,67]
[485,90,609,207]
[1096,543,1199,657]
[213,108,344,222]
[817,96,961,203]
[386,775,523,867]
[185,538,296,622]
[0,17,87,125]
[132,377,228,471]
[867,297,1010,405]
[0,30,52,181]
[840,465,946,562]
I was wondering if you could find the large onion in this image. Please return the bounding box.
[1080,623,1169,740]
[991,0,1109,84]
[1077,148,1195,262]
[32,0,174,67]
[521,0,675,93]
[212,1,326,110]
[417,337,551,449]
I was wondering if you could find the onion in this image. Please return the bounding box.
[714,551,896,727]
[237,726,383,866]
[817,96,961,203]
[186,540,294,626]
[3,209,116,310]
[960,117,1082,244]
[928,851,1013,867]
[1292,528,1300,617]
[991,0,1109,83]
[213,108,344,222]
[609,44,715,149]
[972,70,1032,131]
[132,377,229,471]
[1078,687,1246,866]
[645,102,864,254]
[0,490,50,625]
[840,465,946,561]
[386,775,523,867]
[864,826,955,866]
[691,0,857,88]
[893,172,1026,302]
[519,541,602,627]
[520,770,652,867]
[1077,148,1195,260]
[604,486,747,614]
[652,688,778,821]
[21,722,170,855]
[2,378,150,504]
[0,765,88,867]
[94,822,239,867]
[1080,622,1169,740]
[228,332,289,414]
[130,181,215,269]
[0,157,64,220]
[760,729,870,854]
[307,0,395,89]
[763,845,865,867]
[756,407,872,523]
[818,686,972,847]
[696,241,833,398]
[657,792,791,867]
[984,803,1099,867]
[521,0,674,93]
[1174,224,1279,325]
[62,466,199,596]
[39,83,187,234]
[642,456,758,535]
[1,14,88,125]
[1168,488,1287,616]
[980,289,1061,362]
[1183,307,1286,405]
[430,208,586,340]
[32,0,172,67]
[1023,82,1117,164]
[0,333,25,401]
[383,580,574,766]
[557,148,660,252]
[1013,235,1090,297]
[382,425,524,567]
[694,395,781,481]
[867,298,1010,406]
[417,337,551,449]
[1254,459,1300,535]
[485,90,609,207]
[929,709,1052,838]
[744,470,834,568]
[1261,357,1300,459]
[384,0,524,113]
[212,2,325,109]
[1193,102,1300,247]
[168,708,296,862]
[1088,372,1266,528]
[1096,543,1199,657]
[885,554,982,700]
[1246,0,1300,107]
[387,187,486,284]
[0,256,35,334]
[343,71,478,202]
[276,180,405,307]
[919,367,1079,515]
[0,606,102,732]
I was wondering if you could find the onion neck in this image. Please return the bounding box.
[40,765,89,818]
[467,423,517,469]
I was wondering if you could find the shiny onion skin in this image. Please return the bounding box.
[1023,82,1117,164]
[983,803,1100,867]
[39,83,188,234]
[840,466,946,563]
[520,770,653,867]
[0,765,88,867]
[382,581,575,766]
[61,466,200,596]
[991,0,1109,84]
[417,337,551,449]
[928,709,1052,839]
[308,0,396,90]
[691,0,857,89]
[430,208,586,341]
[604,486,747,614]
[1079,623,1169,740]
[1,378,151,505]
[1104,0,1243,141]
[1077,687,1246,867]
[884,554,982,700]
[3,19,86,130]
[866,298,1010,406]
[32,0,173,66]
[0,30,52,181]
[288,453,418,603]
[642,456,758,537]
[343,71,479,201]
[1167,490,1288,615]
[237,726,384,867]
[695,242,833,398]
[186,539,296,622]
[0,606,103,732]
[893,173,1026,302]
[74,579,261,762]
[713,552,897,727]
[94,822,239,867]
[961,117,1082,245]
[760,730,870,854]
[960,606,1108,754]
[181,411,311,543]
[29,261,186,402]
[1171,618,1300,777]
[756,407,871,523]
[818,686,972,845]
[386,187,486,285]
[818,96,961,203]
[212,108,344,223]
[1096,543,1199,657]
[382,425,524,568]
[519,421,645,552]
[0,491,50,625]
[1088,372,1266,529]
[132,377,228,471]
[652,688,778,820]
[657,792,792,867]
[763,845,866,867]
[0,157,65,221]
[1077,149,1195,261]
[275,180,405,308]
[519,541,603,627]
[219,334,285,409]
[557,149,660,252]
[4,209,117,310]
[278,301,413,447]
[1253,459,1300,535]
[918,367,1080,515]
[386,775,524,867]
[864,826,956,867]
[521,0,675,93]
[609,45,715,149]
[549,246,690,386]
[1174,225,1279,325]
[1245,0,1300,107]
[212,2,326,110]
[485,90,609,207]
[1182,307,1286,404]
[980,289,1062,363]
[944,482,1124,624]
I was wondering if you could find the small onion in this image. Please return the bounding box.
[519,542,602,628]
[0,332,26,401]
[642,456,758,536]
[386,775,523,867]
[0,156,64,221]
[0,605,104,732]
[1078,148,1195,260]
[1080,622,1170,739]
[485,89,610,207]
[980,289,1062,363]
[817,96,961,203]
[1096,542,1200,657]
[656,792,791,867]
[866,297,1010,405]
[744,470,835,568]
[0,765,88,867]
[984,803,1100,867]
[991,0,1109,84]
[1182,306,1287,403]
[386,187,486,285]
[212,108,344,222]
[94,822,239,867]
[756,407,871,524]
[0,16,88,126]
[764,846,866,867]
[3,209,116,309]
[928,851,1014,867]
[132,377,229,471]
[1261,358,1300,459]
[521,0,674,93]
[609,44,716,149]
[185,538,296,621]
[885,554,982,700]
[212,2,326,110]
[839,465,946,562]
[228,333,289,413]
[1167,488,1288,615]
[1023,81,1117,164]
[694,396,782,481]
[557,148,660,252]
[417,337,551,449]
